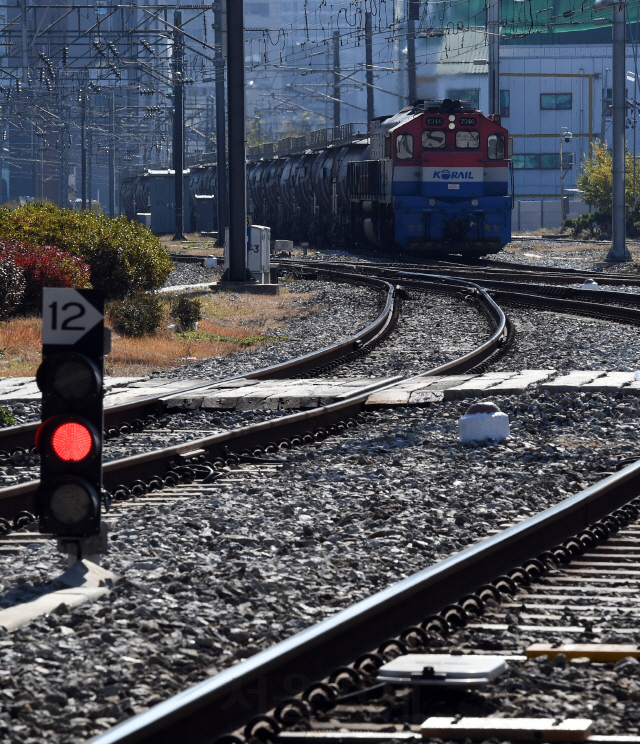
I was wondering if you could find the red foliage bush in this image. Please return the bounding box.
[0,240,91,315]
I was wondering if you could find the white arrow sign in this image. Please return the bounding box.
[42,288,104,346]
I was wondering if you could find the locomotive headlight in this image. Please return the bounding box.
[429,199,436,206]
[472,199,479,206]
[448,123,455,130]
[448,115,455,122]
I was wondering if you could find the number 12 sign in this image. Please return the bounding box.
[42,288,104,346]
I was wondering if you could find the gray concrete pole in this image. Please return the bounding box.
[365,12,374,125]
[333,30,340,128]
[172,10,186,241]
[20,0,28,86]
[87,127,93,212]
[215,10,228,247]
[608,0,632,261]
[407,19,416,105]
[81,90,87,210]
[226,0,247,282]
[488,0,500,115]
[109,94,115,217]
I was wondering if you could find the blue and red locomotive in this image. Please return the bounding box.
[121,99,512,257]
[349,99,512,255]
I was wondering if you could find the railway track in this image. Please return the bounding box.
[86,443,640,744]
[287,255,640,289]
[0,271,398,456]
[4,259,640,744]
[81,259,640,743]
[0,269,506,525]
[284,261,640,327]
[297,244,640,287]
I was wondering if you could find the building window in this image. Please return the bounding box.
[512,153,573,169]
[246,3,269,16]
[446,88,480,107]
[540,93,572,110]
[396,133,414,159]
[500,90,510,117]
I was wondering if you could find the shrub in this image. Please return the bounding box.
[0,240,91,315]
[0,406,15,427]
[0,202,173,299]
[170,295,203,330]
[562,212,611,239]
[107,292,165,337]
[0,254,25,320]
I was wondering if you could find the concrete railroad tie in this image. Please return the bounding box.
[1,370,640,410]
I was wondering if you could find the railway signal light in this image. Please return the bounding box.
[35,289,105,540]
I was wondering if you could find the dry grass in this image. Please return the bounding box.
[0,317,42,377]
[506,242,611,255]
[160,234,220,256]
[0,289,317,378]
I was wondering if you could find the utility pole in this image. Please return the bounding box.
[19,0,28,85]
[87,127,93,212]
[365,12,374,124]
[109,93,115,218]
[407,19,416,105]
[173,9,186,240]
[607,0,632,261]
[488,0,500,115]
[215,5,228,247]
[59,124,67,208]
[81,89,87,210]
[225,0,246,282]
[333,30,340,127]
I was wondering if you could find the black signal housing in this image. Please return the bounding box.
[36,290,105,538]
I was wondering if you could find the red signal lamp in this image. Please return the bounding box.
[36,415,99,464]
[51,421,93,461]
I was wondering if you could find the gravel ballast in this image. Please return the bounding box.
[493,308,640,373]
[2,250,640,743]
[1,388,639,742]
[332,290,489,379]
[0,283,491,488]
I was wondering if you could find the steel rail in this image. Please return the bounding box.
[383,271,640,323]
[487,288,640,324]
[284,264,508,377]
[282,256,640,288]
[287,261,640,319]
[419,264,640,288]
[283,249,640,285]
[0,276,505,520]
[0,273,396,453]
[412,275,640,307]
[86,453,640,744]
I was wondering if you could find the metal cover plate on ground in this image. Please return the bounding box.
[377,653,507,687]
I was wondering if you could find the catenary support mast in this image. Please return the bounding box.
[226,0,247,282]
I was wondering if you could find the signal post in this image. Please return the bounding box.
[35,288,108,565]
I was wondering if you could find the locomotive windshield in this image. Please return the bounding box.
[422,131,446,148]
[488,134,506,159]
[396,133,414,159]
[455,131,480,148]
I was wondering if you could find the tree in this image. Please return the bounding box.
[576,139,640,217]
